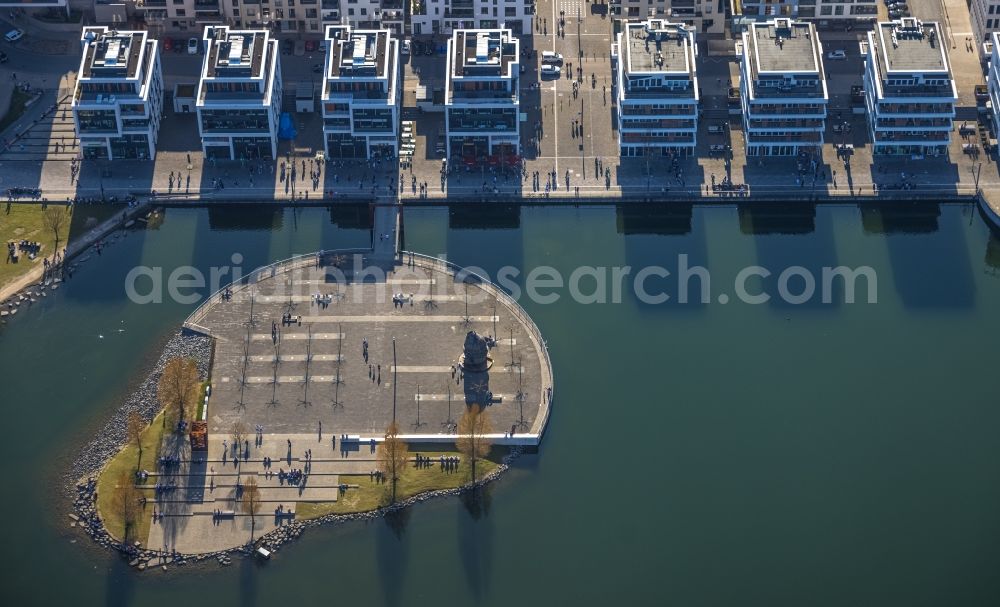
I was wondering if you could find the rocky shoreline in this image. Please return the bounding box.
[68,328,519,571]
[71,447,519,572]
[69,331,212,482]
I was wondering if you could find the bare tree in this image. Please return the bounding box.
[456,404,493,483]
[42,205,69,252]
[111,471,141,544]
[126,410,145,471]
[239,477,262,543]
[157,357,200,428]
[231,421,248,459]
[376,420,409,503]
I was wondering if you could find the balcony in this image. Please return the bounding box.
[748,119,825,129]
[746,132,823,143]
[874,131,950,143]
[136,0,166,7]
[620,106,696,117]
[620,119,696,130]
[746,105,826,116]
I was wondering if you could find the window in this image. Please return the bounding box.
[289,8,296,16]
[176,8,186,15]
[481,7,488,14]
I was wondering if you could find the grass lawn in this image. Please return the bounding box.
[0,88,33,135]
[1,203,120,292]
[96,410,168,546]
[296,450,502,519]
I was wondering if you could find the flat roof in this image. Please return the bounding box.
[876,19,948,73]
[623,20,694,75]
[450,29,518,80]
[79,27,148,81]
[203,26,268,79]
[325,25,392,80]
[749,19,820,74]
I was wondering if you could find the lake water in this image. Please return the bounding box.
[2,203,1000,606]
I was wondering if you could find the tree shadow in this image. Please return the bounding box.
[104,553,136,607]
[457,484,494,600]
[383,505,411,539]
[238,550,259,607]
[375,509,410,607]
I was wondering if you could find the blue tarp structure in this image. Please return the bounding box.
[278,113,297,140]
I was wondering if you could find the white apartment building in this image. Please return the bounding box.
[133,0,326,35]
[322,1,405,35]
[971,0,1000,45]
[610,0,723,35]
[733,0,877,21]
[612,19,699,156]
[72,26,164,161]
[444,28,520,164]
[412,0,534,36]
[863,19,956,156]
[988,32,1000,136]
[196,25,283,160]
[739,18,828,156]
[321,24,400,159]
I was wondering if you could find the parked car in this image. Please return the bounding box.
[187,37,199,55]
[4,29,23,43]
[540,64,561,76]
[827,50,846,60]
[541,51,564,64]
[889,8,909,17]
[402,39,411,55]
[305,39,317,53]
[0,52,8,63]
[162,37,173,52]
[311,63,322,74]
[282,39,294,55]
[888,2,908,9]
[173,38,185,53]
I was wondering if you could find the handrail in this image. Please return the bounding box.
[403,251,554,440]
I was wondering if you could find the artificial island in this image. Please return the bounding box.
[75,243,553,564]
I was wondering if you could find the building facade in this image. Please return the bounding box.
[612,19,699,156]
[733,0,877,20]
[610,0,723,35]
[196,25,283,160]
[321,24,400,159]
[863,18,956,156]
[72,26,164,160]
[971,0,1000,45]
[444,28,520,164]
[411,0,534,36]
[739,18,827,156]
[321,1,405,35]
[988,32,1000,136]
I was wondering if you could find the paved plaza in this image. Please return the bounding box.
[144,252,551,553]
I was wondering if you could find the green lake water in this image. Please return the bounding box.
[2,203,1000,606]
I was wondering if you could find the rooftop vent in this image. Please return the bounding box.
[228,36,243,65]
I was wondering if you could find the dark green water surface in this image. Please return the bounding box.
[2,203,1000,607]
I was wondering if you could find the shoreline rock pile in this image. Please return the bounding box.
[68,331,212,482]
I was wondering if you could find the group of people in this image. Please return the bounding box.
[5,187,41,201]
[6,239,39,263]
[391,292,412,308]
[278,468,305,486]
[281,311,301,326]
[312,291,334,308]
